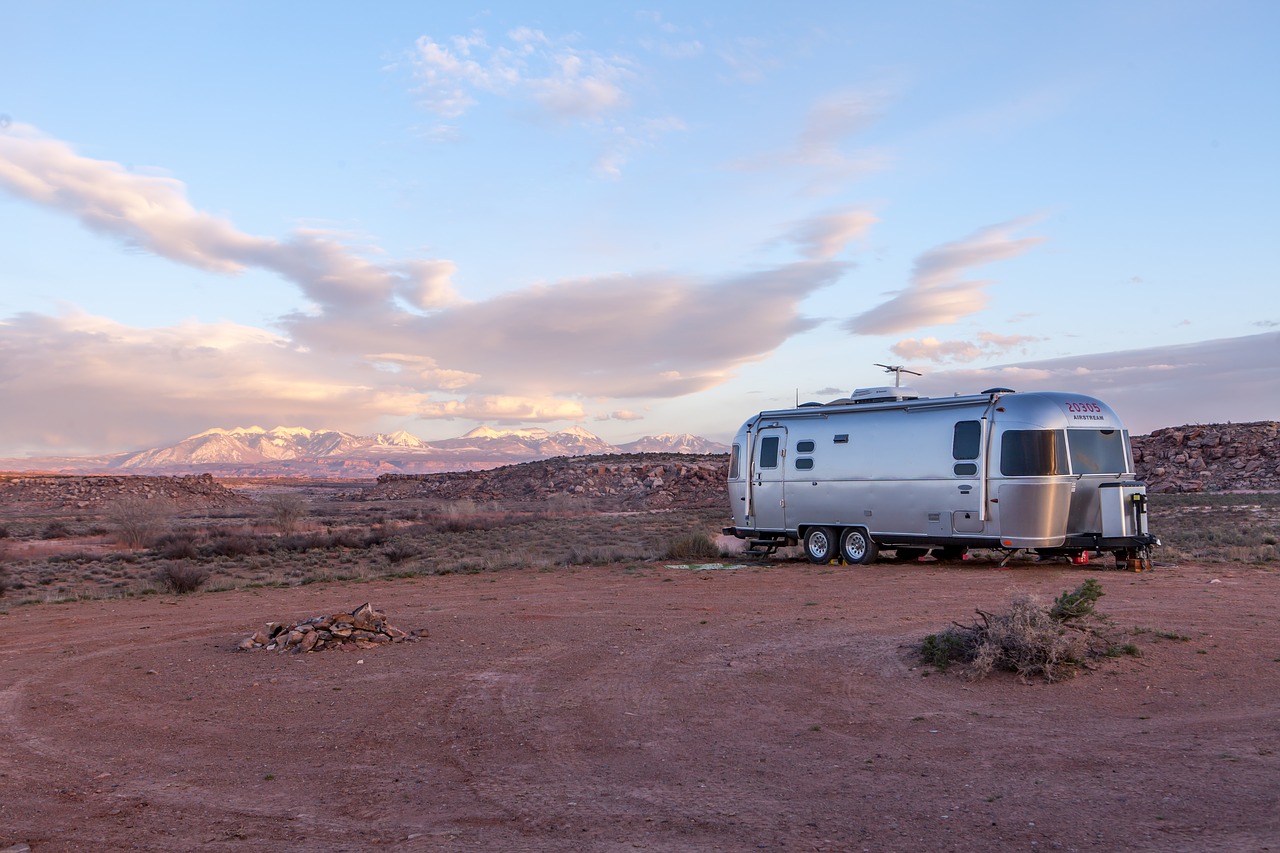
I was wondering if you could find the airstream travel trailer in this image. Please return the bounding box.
[723,382,1158,569]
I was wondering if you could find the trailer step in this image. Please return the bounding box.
[745,539,782,556]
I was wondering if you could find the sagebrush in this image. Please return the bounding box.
[920,580,1116,683]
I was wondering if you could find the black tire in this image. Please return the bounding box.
[839,528,879,565]
[803,527,836,564]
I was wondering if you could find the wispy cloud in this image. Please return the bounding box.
[783,208,878,260]
[731,88,894,189]
[892,331,1040,363]
[844,218,1045,335]
[410,28,635,121]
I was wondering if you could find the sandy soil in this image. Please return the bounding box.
[1,560,1277,852]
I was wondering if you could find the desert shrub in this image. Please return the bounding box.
[153,533,201,560]
[156,562,210,594]
[108,496,175,549]
[0,565,10,597]
[205,533,261,558]
[0,525,10,539]
[383,540,420,564]
[264,493,308,534]
[665,532,720,560]
[360,528,389,547]
[40,520,72,540]
[920,581,1110,683]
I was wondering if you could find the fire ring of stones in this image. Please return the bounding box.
[238,603,424,653]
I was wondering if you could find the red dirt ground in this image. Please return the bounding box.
[1,560,1277,852]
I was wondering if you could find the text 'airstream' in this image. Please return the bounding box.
[723,385,1159,569]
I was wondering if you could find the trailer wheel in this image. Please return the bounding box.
[839,528,878,565]
[803,527,836,564]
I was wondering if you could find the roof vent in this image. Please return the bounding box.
[850,385,920,404]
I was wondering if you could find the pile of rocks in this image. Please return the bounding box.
[364,452,729,509]
[0,473,252,510]
[1133,421,1280,493]
[238,603,423,653]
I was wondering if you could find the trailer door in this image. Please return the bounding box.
[951,419,985,533]
[749,425,788,532]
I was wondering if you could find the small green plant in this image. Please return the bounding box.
[1050,578,1103,621]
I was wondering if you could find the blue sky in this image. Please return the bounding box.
[1,1,1277,457]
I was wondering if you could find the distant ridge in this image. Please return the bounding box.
[0,425,729,478]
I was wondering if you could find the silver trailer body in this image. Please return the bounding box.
[723,388,1158,566]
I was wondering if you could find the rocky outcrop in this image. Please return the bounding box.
[363,453,730,509]
[0,473,252,510]
[1133,422,1280,493]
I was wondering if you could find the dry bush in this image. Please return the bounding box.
[41,520,72,540]
[108,496,175,549]
[665,532,721,560]
[920,580,1110,683]
[156,562,210,594]
[264,493,308,534]
[153,533,201,560]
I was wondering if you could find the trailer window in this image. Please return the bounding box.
[1067,429,1129,475]
[796,440,816,453]
[758,435,780,469]
[795,457,814,471]
[953,421,981,460]
[1000,430,1067,476]
[729,444,741,479]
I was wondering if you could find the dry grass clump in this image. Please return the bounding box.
[920,580,1120,683]
[664,532,721,560]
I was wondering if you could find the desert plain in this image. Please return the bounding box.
[0,474,1277,852]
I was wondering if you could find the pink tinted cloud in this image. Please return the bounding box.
[844,218,1045,335]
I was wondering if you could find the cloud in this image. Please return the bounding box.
[844,218,1046,335]
[0,309,423,455]
[416,395,587,423]
[0,124,462,315]
[891,330,1040,363]
[0,125,850,454]
[913,331,1280,434]
[283,260,846,399]
[716,37,780,83]
[731,87,894,187]
[783,208,878,260]
[595,115,687,179]
[411,28,634,122]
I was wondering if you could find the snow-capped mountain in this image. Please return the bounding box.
[21,424,728,477]
[616,433,729,454]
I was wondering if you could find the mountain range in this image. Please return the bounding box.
[0,425,729,477]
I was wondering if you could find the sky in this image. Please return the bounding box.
[1,1,1277,458]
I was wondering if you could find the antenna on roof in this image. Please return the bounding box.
[873,364,922,388]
